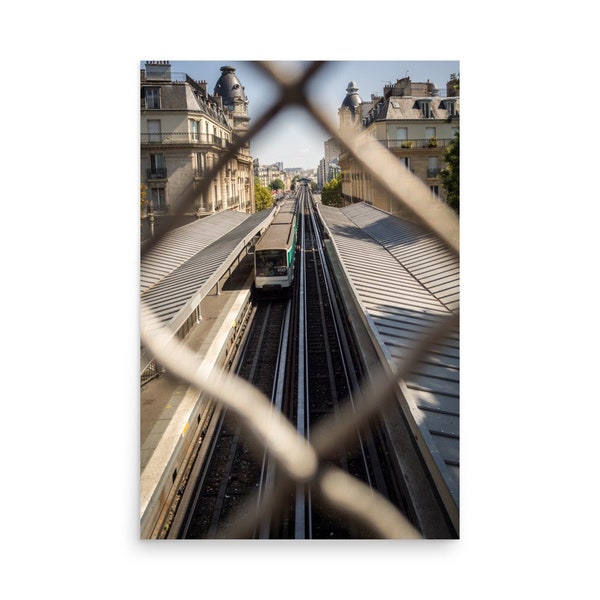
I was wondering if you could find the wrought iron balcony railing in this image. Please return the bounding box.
[383,138,453,150]
[142,132,231,148]
[146,168,167,179]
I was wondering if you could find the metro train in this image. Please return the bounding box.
[254,200,298,290]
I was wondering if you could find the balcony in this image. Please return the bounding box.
[383,138,453,150]
[427,168,441,178]
[141,132,230,149]
[146,167,167,180]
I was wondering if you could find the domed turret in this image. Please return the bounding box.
[214,66,247,108]
[340,81,362,114]
[213,65,250,134]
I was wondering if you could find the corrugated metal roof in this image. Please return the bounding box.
[318,201,460,511]
[141,211,264,293]
[341,202,459,313]
[141,209,272,327]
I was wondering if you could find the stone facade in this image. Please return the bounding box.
[141,61,255,218]
[338,76,459,219]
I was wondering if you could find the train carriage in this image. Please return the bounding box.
[254,203,298,290]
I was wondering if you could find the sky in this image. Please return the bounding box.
[163,60,459,170]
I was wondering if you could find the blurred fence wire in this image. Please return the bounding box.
[140,60,459,539]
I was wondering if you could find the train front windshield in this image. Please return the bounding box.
[255,249,287,276]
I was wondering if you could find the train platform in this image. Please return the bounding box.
[139,253,255,536]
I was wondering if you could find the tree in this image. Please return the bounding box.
[321,175,343,207]
[254,181,273,211]
[439,131,459,214]
[141,183,148,211]
[449,72,460,94]
[269,178,284,192]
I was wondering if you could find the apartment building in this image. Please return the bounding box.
[140,62,254,219]
[338,76,459,218]
[317,137,342,189]
[253,160,292,190]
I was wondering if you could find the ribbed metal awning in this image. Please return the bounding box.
[318,202,460,514]
[141,210,271,325]
[140,209,273,373]
[141,211,255,293]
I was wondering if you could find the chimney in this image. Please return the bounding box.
[144,61,172,81]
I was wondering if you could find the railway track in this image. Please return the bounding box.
[170,299,289,539]
[166,186,423,538]
[296,186,414,538]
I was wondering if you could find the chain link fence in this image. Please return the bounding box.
[140,61,459,538]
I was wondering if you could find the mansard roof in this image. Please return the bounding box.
[366,95,460,123]
[143,80,231,127]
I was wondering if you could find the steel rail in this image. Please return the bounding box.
[178,298,292,538]
[303,186,389,538]
[176,407,227,539]
[206,425,243,537]
[176,301,268,539]
[295,188,309,539]
[304,193,374,492]
[306,195,393,499]
[257,300,292,539]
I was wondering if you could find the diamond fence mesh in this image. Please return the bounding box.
[140,60,459,539]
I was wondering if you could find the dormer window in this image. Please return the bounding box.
[443,99,457,117]
[417,99,433,118]
[142,87,161,109]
